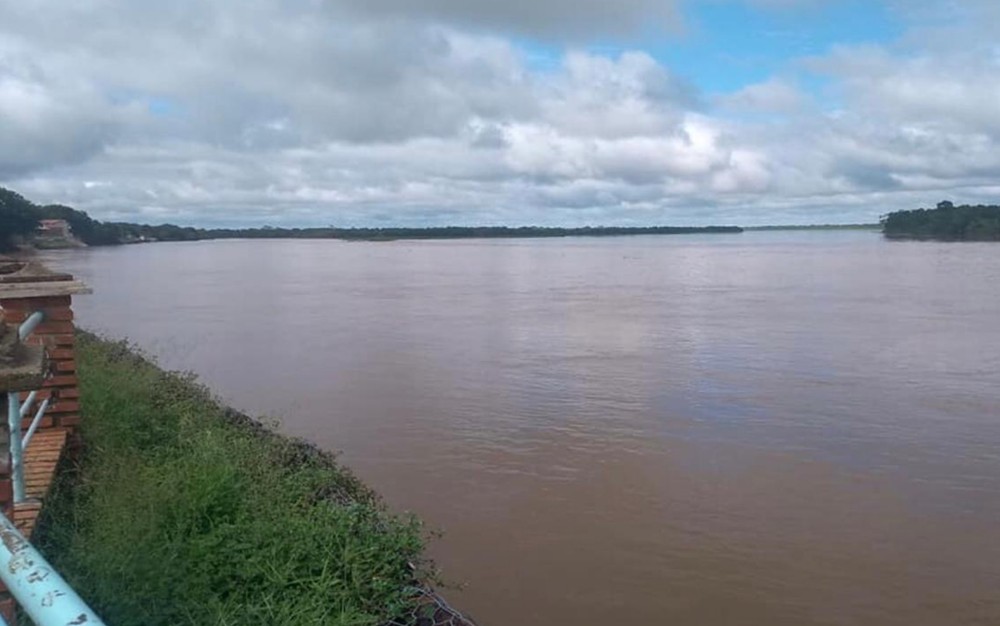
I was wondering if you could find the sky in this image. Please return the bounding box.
[1,0,998,227]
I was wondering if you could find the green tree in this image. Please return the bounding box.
[0,187,41,251]
[883,201,1000,241]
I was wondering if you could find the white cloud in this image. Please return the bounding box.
[811,45,1000,136]
[0,50,133,176]
[328,0,685,40]
[719,78,809,114]
[0,0,998,226]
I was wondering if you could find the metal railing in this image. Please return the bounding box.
[0,512,105,626]
[0,310,106,626]
[8,312,51,505]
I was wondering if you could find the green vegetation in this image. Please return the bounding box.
[33,333,427,626]
[882,201,1000,241]
[1,187,204,250]
[200,224,743,240]
[1,185,741,249]
[0,188,43,251]
[744,223,879,231]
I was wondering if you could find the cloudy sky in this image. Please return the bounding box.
[1,0,998,227]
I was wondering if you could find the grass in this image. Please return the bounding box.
[32,333,427,626]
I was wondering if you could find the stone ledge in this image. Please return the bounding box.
[0,258,90,300]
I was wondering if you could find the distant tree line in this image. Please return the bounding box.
[200,225,742,241]
[882,201,1000,241]
[0,186,742,250]
[745,224,879,231]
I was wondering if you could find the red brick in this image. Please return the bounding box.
[47,348,75,360]
[28,335,75,348]
[1,310,28,323]
[32,321,74,335]
[54,360,76,373]
[57,415,81,427]
[20,417,53,430]
[25,334,59,348]
[41,309,73,321]
[0,295,72,310]
[0,481,12,503]
[19,389,58,402]
[56,387,79,399]
[49,334,75,346]
[1,307,73,322]
[43,375,77,388]
[52,400,80,414]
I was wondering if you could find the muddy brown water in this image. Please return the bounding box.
[43,230,1000,625]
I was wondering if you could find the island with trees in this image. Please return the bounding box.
[882,201,1000,241]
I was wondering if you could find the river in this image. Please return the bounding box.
[42,230,1000,625]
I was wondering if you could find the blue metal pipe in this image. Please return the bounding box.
[17,311,45,341]
[0,507,106,625]
[19,391,38,419]
[22,397,52,451]
[7,393,24,504]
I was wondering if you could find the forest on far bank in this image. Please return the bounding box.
[882,201,1000,241]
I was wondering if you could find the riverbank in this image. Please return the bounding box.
[32,332,468,626]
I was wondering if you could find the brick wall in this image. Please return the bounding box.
[0,450,12,624]
[0,293,81,623]
[0,295,82,434]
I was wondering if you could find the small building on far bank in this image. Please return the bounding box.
[34,219,84,249]
[37,219,71,238]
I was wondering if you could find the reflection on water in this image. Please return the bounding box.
[44,231,1000,625]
